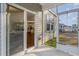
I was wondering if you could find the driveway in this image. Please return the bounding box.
[24,46,71,56]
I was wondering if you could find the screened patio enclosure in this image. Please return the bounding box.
[49,3,79,55]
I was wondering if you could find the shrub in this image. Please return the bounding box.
[45,37,56,48]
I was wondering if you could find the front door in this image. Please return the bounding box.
[27,12,34,48]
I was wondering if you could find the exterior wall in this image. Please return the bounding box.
[43,10,55,43]
[35,12,42,36]
[35,11,42,47]
[46,13,55,39]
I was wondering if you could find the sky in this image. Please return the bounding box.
[52,3,79,26]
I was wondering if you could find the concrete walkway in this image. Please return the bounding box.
[24,46,71,56]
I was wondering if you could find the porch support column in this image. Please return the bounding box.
[24,10,27,54]
[55,16,59,47]
[1,3,7,56]
[35,13,38,48]
[56,17,59,43]
[42,10,46,45]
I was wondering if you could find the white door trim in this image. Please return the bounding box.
[1,3,7,56]
[6,13,10,56]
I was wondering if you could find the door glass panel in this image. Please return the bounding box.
[7,5,24,55]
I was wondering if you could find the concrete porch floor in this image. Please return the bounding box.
[24,46,71,56]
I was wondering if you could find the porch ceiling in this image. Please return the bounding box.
[40,3,63,10]
[16,3,63,12]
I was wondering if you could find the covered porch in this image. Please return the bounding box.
[1,3,79,56]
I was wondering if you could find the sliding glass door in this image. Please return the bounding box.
[6,5,24,55]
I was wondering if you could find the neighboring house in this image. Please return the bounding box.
[59,24,72,32]
[72,24,77,32]
[63,25,72,32]
[59,24,65,32]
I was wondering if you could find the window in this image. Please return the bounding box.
[51,24,54,30]
[47,24,50,31]
[47,23,54,32]
[46,15,54,32]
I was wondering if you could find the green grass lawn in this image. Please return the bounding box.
[45,37,56,48]
[45,36,64,48]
